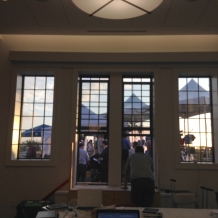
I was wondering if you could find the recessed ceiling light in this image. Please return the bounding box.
[72,0,163,19]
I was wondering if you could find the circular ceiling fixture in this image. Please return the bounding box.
[35,0,49,2]
[72,0,163,19]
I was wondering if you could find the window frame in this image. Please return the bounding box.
[71,70,156,188]
[77,76,110,135]
[76,76,110,184]
[5,68,57,166]
[178,76,214,163]
[121,76,154,184]
[122,76,154,153]
[175,69,218,169]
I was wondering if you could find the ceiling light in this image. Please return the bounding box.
[72,0,163,19]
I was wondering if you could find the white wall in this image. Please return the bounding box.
[1,35,218,217]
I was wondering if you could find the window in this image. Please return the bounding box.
[11,76,54,160]
[179,77,213,163]
[122,77,153,172]
[76,76,109,183]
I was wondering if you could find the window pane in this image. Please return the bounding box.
[35,77,46,89]
[46,90,54,103]
[45,104,53,116]
[21,117,33,130]
[82,83,90,89]
[34,104,45,116]
[46,77,54,89]
[91,83,99,89]
[23,90,34,102]
[35,90,45,103]
[44,117,53,126]
[22,103,33,116]
[24,77,35,89]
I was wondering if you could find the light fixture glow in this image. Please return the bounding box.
[72,0,163,19]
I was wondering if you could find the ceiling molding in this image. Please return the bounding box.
[9,51,218,63]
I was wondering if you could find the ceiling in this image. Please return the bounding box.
[0,0,217,35]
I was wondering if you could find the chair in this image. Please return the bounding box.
[170,179,198,208]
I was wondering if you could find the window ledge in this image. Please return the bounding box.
[5,159,55,167]
[71,185,159,192]
[71,185,130,191]
[175,162,218,170]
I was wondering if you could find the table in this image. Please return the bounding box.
[57,207,213,218]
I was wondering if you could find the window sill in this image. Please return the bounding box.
[71,185,159,192]
[5,159,55,167]
[71,185,130,191]
[175,162,218,170]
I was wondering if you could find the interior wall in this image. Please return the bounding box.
[1,35,218,218]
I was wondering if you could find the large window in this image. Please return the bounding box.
[179,77,213,163]
[76,77,109,183]
[11,76,54,160]
[122,77,153,172]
